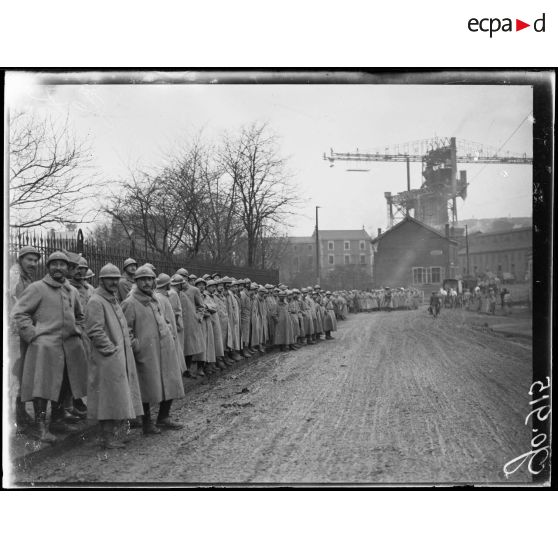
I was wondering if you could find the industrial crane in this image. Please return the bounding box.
[323,136,532,229]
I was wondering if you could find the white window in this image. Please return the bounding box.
[412,267,425,284]
[328,241,334,251]
[430,266,442,283]
[328,255,334,265]
[308,244,313,252]
[359,240,365,250]
[360,254,366,265]
[344,254,350,265]
[344,241,350,251]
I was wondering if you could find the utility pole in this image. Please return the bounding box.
[315,206,321,285]
[465,224,470,276]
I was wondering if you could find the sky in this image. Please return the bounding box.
[7,73,534,236]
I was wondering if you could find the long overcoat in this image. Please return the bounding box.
[249,295,264,347]
[323,299,338,331]
[169,287,185,353]
[156,289,187,373]
[11,275,88,402]
[225,290,241,350]
[117,275,135,303]
[215,293,232,350]
[239,289,252,344]
[122,289,184,404]
[8,263,34,388]
[180,285,206,356]
[71,279,92,361]
[273,300,293,345]
[265,295,277,345]
[288,299,301,338]
[85,286,143,420]
[205,293,224,358]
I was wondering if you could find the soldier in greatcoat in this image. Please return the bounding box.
[121,265,184,434]
[273,291,294,351]
[205,280,226,370]
[323,291,337,339]
[192,277,218,375]
[155,274,188,375]
[117,258,137,302]
[264,284,277,347]
[215,280,235,366]
[8,245,41,431]
[240,279,254,357]
[249,284,265,354]
[169,274,186,363]
[11,251,88,443]
[85,264,143,449]
[223,278,243,361]
[176,269,206,377]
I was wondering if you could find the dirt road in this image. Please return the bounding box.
[13,309,533,484]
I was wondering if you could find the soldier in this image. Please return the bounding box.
[11,251,88,443]
[264,284,277,347]
[273,290,293,351]
[84,268,95,290]
[8,246,41,431]
[85,264,143,449]
[122,265,185,434]
[169,274,186,367]
[205,279,226,370]
[215,279,235,366]
[240,279,254,357]
[193,277,217,375]
[155,274,187,375]
[429,291,441,318]
[223,277,243,361]
[177,269,206,378]
[117,258,137,302]
[323,291,337,339]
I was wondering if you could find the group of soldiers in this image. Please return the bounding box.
[8,247,340,449]
[345,288,421,312]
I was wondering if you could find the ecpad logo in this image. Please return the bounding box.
[468,13,546,37]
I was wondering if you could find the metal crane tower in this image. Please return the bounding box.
[323,136,532,230]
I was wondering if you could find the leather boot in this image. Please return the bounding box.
[100,421,126,449]
[258,345,266,354]
[50,402,79,433]
[142,407,162,435]
[232,351,244,361]
[242,348,252,358]
[15,397,34,427]
[216,358,227,370]
[33,410,57,444]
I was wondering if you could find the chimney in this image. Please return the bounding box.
[445,224,450,239]
[377,228,382,237]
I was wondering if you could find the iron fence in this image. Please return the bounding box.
[8,228,279,286]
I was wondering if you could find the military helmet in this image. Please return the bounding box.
[176,268,188,277]
[18,246,41,260]
[156,273,171,288]
[99,263,121,279]
[85,268,95,279]
[189,274,197,280]
[206,279,217,287]
[134,265,156,280]
[222,276,233,284]
[123,257,137,270]
[46,251,70,265]
[77,256,88,268]
[170,274,185,286]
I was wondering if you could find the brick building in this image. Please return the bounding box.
[371,216,458,289]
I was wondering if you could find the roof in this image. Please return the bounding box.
[313,229,372,241]
[467,226,532,238]
[289,236,313,244]
[372,216,458,245]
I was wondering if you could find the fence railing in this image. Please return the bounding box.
[8,228,279,287]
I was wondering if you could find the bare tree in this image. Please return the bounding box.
[220,123,299,266]
[9,110,101,229]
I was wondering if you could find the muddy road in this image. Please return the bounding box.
[14,309,533,484]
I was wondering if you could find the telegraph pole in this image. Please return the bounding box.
[315,206,321,285]
[465,224,470,276]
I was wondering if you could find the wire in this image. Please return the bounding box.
[468,112,532,184]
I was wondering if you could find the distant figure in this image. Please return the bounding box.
[429,291,441,318]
